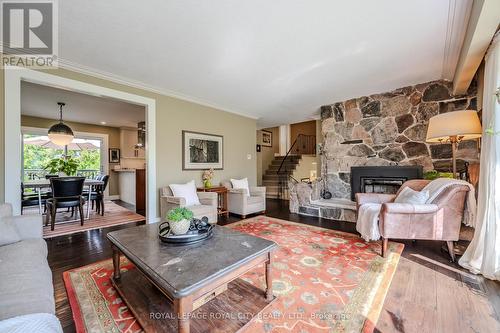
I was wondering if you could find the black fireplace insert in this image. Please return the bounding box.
[350,166,423,200]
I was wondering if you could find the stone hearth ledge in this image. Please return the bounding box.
[289,181,357,223]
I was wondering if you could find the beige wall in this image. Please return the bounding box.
[0,67,257,212]
[292,156,318,181]
[21,115,121,196]
[256,126,279,185]
[0,67,3,202]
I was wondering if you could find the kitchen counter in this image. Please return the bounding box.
[112,169,137,173]
[116,169,145,209]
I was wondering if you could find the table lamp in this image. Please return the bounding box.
[426,110,482,178]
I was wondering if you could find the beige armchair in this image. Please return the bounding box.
[160,187,218,224]
[221,181,266,218]
[356,179,470,262]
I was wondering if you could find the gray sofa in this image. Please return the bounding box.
[0,203,62,332]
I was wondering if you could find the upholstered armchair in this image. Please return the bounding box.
[221,181,266,218]
[356,179,471,261]
[160,187,218,224]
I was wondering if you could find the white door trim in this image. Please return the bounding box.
[5,66,158,222]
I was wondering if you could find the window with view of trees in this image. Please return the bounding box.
[23,134,101,181]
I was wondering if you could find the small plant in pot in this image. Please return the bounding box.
[166,207,194,235]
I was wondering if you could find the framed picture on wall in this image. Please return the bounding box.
[261,130,272,147]
[109,148,121,163]
[182,131,223,170]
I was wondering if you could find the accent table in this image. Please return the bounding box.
[107,223,277,333]
[197,186,229,218]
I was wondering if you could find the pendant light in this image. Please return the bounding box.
[48,102,74,146]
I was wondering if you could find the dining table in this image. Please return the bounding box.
[23,178,105,219]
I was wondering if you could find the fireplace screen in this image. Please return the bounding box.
[350,166,423,200]
[360,177,406,195]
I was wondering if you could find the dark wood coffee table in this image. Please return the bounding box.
[107,224,277,333]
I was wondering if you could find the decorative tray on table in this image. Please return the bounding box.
[158,217,214,245]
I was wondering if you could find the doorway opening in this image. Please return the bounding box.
[4,67,157,237]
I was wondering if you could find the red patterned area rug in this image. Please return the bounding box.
[63,216,403,332]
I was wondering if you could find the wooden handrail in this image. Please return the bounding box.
[277,134,316,175]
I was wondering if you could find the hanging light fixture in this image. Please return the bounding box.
[48,102,74,146]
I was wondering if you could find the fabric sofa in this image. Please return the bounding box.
[0,203,62,333]
[221,181,266,218]
[160,187,218,224]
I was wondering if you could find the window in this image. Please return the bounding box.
[22,133,102,181]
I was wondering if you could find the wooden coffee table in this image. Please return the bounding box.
[107,224,277,333]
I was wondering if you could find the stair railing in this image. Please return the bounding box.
[276,134,316,199]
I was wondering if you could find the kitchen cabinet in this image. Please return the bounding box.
[120,127,145,159]
[115,168,145,215]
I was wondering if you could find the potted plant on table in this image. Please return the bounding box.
[44,156,80,176]
[202,168,214,188]
[166,207,194,235]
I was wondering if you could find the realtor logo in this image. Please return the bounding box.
[1,0,58,68]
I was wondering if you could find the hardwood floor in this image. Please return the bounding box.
[47,199,500,333]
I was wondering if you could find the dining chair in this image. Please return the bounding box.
[84,175,110,216]
[21,183,51,215]
[46,177,86,231]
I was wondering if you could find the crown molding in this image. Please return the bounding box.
[442,0,474,80]
[57,58,259,120]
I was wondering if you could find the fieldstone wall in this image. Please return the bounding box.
[320,79,480,199]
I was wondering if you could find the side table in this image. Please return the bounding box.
[197,186,229,218]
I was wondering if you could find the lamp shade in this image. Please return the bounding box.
[48,122,74,146]
[48,102,74,146]
[426,110,482,143]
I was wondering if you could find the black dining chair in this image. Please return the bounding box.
[83,175,110,216]
[21,183,51,215]
[46,177,86,231]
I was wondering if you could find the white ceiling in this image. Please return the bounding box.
[57,0,471,128]
[21,82,145,128]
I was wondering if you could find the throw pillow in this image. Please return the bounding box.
[231,178,250,197]
[169,180,201,206]
[394,186,429,204]
[0,218,21,246]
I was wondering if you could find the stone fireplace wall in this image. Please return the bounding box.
[320,79,479,200]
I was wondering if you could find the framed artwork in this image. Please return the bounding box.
[256,144,261,152]
[182,131,223,170]
[109,148,120,163]
[261,130,272,147]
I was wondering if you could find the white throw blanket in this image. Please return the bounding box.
[0,313,62,333]
[356,178,477,241]
[356,203,383,241]
[421,178,476,227]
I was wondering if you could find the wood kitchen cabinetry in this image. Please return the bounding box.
[135,169,146,215]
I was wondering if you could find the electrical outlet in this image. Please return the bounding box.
[247,154,252,160]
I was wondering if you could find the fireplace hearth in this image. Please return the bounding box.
[350,166,423,200]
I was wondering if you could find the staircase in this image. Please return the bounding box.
[263,155,302,199]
